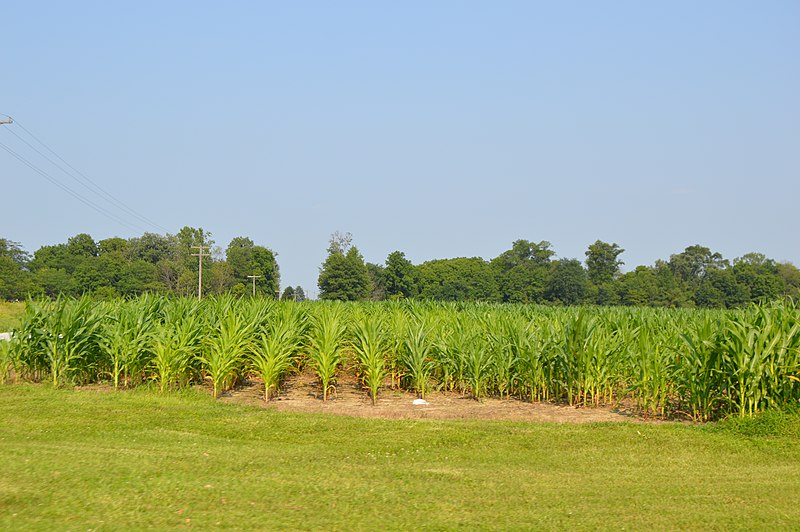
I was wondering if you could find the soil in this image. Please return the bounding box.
[220,369,646,423]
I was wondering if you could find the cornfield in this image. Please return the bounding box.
[2,295,799,421]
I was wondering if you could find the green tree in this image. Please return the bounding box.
[617,266,658,306]
[732,253,784,303]
[98,237,129,255]
[127,233,178,264]
[117,260,160,296]
[491,240,554,303]
[318,233,370,301]
[776,262,800,298]
[384,251,416,299]
[294,286,307,302]
[226,236,280,297]
[281,286,296,300]
[669,245,728,284]
[66,233,98,258]
[696,268,750,308]
[34,268,74,298]
[585,240,624,285]
[0,238,30,267]
[0,239,33,300]
[416,257,499,301]
[366,262,386,301]
[546,259,588,305]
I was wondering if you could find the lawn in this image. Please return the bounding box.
[0,301,24,332]
[0,385,798,530]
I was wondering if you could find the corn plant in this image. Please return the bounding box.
[0,338,14,384]
[41,296,102,386]
[400,323,434,398]
[200,307,256,398]
[675,316,728,421]
[152,310,203,392]
[98,300,155,390]
[352,313,389,405]
[250,304,306,401]
[308,304,347,401]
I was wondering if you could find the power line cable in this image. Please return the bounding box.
[0,139,147,233]
[1,116,169,232]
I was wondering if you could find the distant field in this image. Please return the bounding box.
[0,301,24,331]
[1,385,798,530]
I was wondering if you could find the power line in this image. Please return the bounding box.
[1,115,169,233]
[0,139,147,233]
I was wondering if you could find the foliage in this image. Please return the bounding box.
[384,251,416,299]
[318,233,370,301]
[351,311,389,404]
[5,296,800,420]
[585,240,624,285]
[250,303,305,401]
[307,303,348,400]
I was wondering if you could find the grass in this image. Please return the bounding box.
[0,301,24,331]
[1,385,799,530]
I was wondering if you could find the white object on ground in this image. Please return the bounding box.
[0,332,11,341]
[412,399,429,405]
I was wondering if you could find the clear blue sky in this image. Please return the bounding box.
[2,1,798,294]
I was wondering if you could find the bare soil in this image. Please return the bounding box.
[221,369,645,423]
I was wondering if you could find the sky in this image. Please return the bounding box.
[2,1,798,294]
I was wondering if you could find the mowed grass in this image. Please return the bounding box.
[1,386,799,530]
[0,301,24,331]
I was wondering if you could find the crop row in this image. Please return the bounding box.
[1,295,798,420]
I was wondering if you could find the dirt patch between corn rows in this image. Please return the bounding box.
[220,369,647,423]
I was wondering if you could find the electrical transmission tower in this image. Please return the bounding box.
[191,244,210,300]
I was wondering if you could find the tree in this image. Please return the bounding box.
[226,236,280,298]
[252,245,280,298]
[585,240,624,285]
[366,262,386,301]
[281,286,296,300]
[34,268,73,298]
[0,239,32,300]
[617,266,658,306]
[127,233,177,264]
[208,261,235,295]
[98,237,129,255]
[732,253,784,303]
[696,268,749,308]
[384,251,416,299]
[294,286,307,302]
[491,240,554,303]
[416,257,500,301]
[117,260,160,296]
[67,233,98,258]
[318,233,370,301]
[546,259,588,305]
[669,245,728,284]
[0,238,30,267]
[777,262,800,299]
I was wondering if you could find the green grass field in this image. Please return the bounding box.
[0,301,24,332]
[1,386,798,530]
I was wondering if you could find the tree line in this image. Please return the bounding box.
[2,229,799,308]
[0,228,302,301]
[319,233,800,308]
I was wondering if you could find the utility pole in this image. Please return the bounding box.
[191,244,210,301]
[247,275,261,297]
